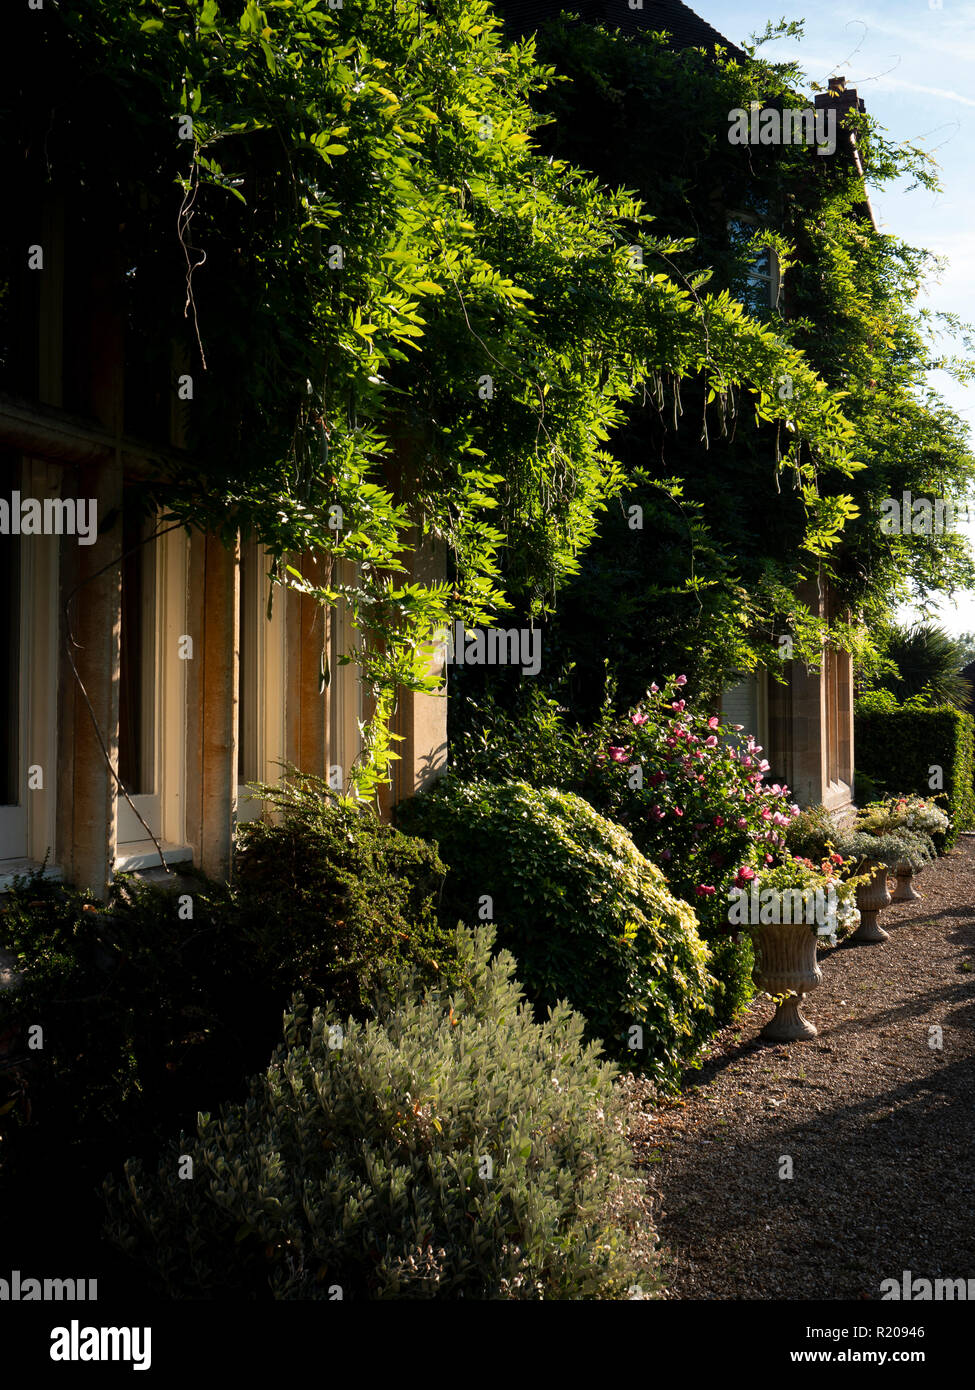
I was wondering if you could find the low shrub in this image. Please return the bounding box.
[396,778,715,1088]
[0,783,460,1282]
[103,924,663,1301]
[784,805,936,875]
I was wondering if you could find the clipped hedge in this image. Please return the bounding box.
[853,702,974,846]
[396,778,715,1088]
[104,925,663,1301]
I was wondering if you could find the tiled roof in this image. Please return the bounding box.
[493,1,747,60]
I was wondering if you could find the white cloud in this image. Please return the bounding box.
[869,77,975,109]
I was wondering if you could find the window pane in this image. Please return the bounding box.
[0,457,20,805]
[118,503,156,794]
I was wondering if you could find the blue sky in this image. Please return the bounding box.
[698,0,975,636]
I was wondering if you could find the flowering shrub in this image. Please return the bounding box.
[588,676,800,937]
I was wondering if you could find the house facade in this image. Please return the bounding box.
[0,207,447,899]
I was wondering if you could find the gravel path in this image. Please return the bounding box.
[626,837,975,1300]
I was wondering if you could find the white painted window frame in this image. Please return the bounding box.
[116,516,189,854]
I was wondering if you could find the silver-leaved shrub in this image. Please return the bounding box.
[103,924,662,1300]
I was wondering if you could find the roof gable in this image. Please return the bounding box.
[494,1,747,61]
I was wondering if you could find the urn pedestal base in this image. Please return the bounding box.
[890,864,921,903]
[762,994,818,1042]
[853,860,891,942]
[752,922,822,1043]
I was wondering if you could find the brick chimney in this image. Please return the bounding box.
[814,75,866,121]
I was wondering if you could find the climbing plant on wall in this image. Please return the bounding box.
[483,10,975,713]
[13,0,890,791]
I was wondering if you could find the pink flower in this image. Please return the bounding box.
[607,745,629,763]
[714,815,725,828]
[651,805,665,821]
[673,806,684,818]
[705,735,718,747]
[675,675,687,687]
[671,700,686,713]
[695,884,716,896]
[649,771,665,787]
[735,865,756,885]
[736,818,747,830]
[765,853,773,864]
[631,711,649,726]
[707,716,719,729]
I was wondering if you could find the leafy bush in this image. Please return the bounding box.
[784,804,846,862]
[854,701,975,844]
[103,925,663,1301]
[234,772,460,1017]
[396,779,715,1088]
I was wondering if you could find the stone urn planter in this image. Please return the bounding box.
[889,861,922,902]
[751,922,822,1041]
[852,859,891,941]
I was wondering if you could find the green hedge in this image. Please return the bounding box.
[853,702,974,845]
